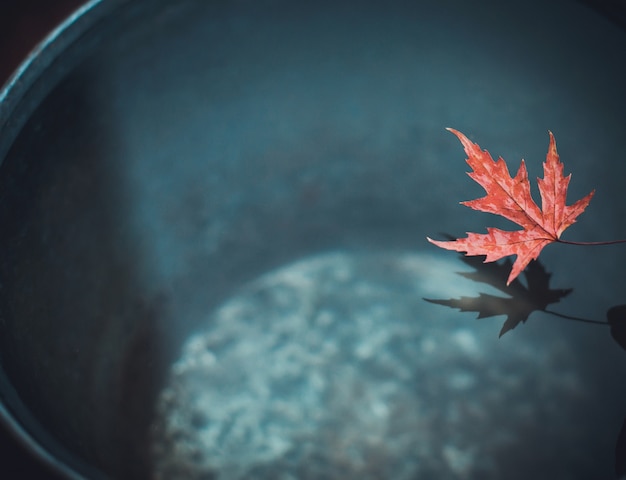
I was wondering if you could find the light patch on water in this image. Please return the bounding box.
[420,337,438,355]
[451,328,480,357]
[151,250,590,479]
[442,444,475,475]
[448,370,476,390]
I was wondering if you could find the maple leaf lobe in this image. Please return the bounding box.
[428,129,594,285]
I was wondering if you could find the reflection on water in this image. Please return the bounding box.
[151,250,594,479]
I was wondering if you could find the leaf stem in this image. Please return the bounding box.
[543,308,608,325]
[556,238,626,246]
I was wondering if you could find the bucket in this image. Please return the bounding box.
[1,1,626,478]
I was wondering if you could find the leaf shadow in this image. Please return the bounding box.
[424,245,571,337]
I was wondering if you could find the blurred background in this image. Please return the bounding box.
[0,0,625,478]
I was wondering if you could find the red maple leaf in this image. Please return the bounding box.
[428,129,595,285]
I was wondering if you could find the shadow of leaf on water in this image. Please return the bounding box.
[424,253,572,337]
[609,305,626,352]
[423,235,614,338]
